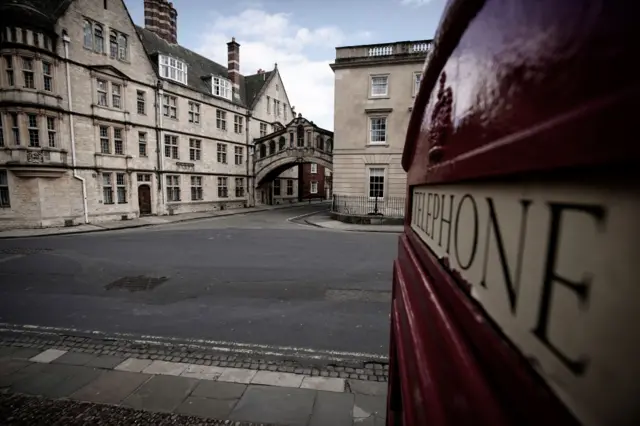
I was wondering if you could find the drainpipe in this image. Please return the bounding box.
[62,33,89,224]
[156,84,165,213]
[245,112,252,207]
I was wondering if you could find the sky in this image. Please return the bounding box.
[124,0,447,130]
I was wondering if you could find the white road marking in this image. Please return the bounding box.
[0,322,389,362]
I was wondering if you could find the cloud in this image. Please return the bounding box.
[401,0,435,6]
[195,9,371,130]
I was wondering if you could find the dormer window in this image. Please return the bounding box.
[212,76,232,100]
[159,54,187,85]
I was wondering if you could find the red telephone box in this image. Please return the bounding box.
[388,0,638,425]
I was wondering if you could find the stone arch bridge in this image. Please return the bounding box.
[254,146,332,187]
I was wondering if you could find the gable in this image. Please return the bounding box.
[57,0,157,84]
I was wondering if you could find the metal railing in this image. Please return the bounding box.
[331,194,405,218]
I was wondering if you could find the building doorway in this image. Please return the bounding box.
[138,184,152,215]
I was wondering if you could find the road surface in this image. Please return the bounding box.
[0,204,398,362]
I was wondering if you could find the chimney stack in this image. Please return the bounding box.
[227,37,241,96]
[144,0,178,44]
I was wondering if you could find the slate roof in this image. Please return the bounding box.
[135,26,273,109]
[0,0,72,31]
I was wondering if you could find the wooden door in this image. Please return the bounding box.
[138,184,152,215]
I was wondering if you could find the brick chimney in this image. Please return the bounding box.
[227,37,241,96]
[144,0,178,44]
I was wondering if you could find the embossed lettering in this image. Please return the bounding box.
[532,202,606,376]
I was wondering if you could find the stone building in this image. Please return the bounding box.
[329,40,431,217]
[0,0,313,229]
[253,114,333,204]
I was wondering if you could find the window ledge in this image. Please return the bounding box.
[95,153,131,159]
[368,95,390,100]
[366,143,390,148]
[365,108,393,114]
[94,104,125,113]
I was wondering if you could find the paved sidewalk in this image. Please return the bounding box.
[1,346,387,425]
[0,201,329,239]
[304,212,403,234]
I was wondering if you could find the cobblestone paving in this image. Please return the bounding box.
[0,333,388,382]
[0,393,279,426]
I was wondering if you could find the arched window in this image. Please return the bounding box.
[109,32,118,58]
[94,24,104,53]
[317,135,324,151]
[269,140,276,155]
[118,34,128,61]
[297,125,304,147]
[83,20,92,48]
[259,143,266,158]
[278,136,286,151]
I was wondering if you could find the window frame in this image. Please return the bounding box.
[370,74,389,98]
[188,101,200,124]
[369,116,388,145]
[234,115,243,134]
[102,172,114,204]
[42,61,53,92]
[212,76,231,100]
[367,166,386,200]
[273,179,281,196]
[113,127,124,155]
[162,94,178,119]
[259,122,267,137]
[22,57,34,89]
[234,146,243,165]
[166,175,181,202]
[310,163,317,174]
[217,143,227,164]
[116,172,127,204]
[27,113,39,147]
[189,138,201,161]
[190,176,203,201]
[235,177,245,197]
[138,131,147,157]
[217,177,228,198]
[164,134,179,159]
[159,54,188,85]
[46,116,56,147]
[136,90,146,115]
[0,170,10,208]
[216,109,227,130]
[286,179,294,196]
[4,55,14,87]
[310,181,318,194]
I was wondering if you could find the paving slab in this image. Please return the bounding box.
[353,394,387,420]
[29,349,67,363]
[52,352,96,366]
[0,362,49,388]
[70,370,151,404]
[114,358,153,373]
[0,347,16,358]
[181,364,225,380]
[251,371,304,388]
[192,381,247,400]
[218,367,257,384]
[301,376,345,392]
[175,396,238,419]
[230,385,317,426]
[142,360,188,376]
[348,379,388,396]
[11,364,102,398]
[309,390,354,426]
[121,374,198,413]
[85,355,127,369]
[9,348,41,360]
[0,360,30,377]
[354,416,386,425]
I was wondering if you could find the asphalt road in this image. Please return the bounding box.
[0,205,398,360]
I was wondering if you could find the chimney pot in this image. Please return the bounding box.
[144,0,178,43]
